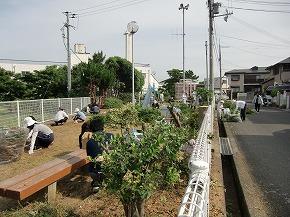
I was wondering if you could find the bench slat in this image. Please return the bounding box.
[0,149,89,200]
[0,149,85,189]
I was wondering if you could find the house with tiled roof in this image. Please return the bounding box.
[224,66,270,99]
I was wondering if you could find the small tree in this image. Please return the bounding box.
[196,87,212,105]
[102,121,188,217]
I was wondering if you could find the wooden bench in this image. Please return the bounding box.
[0,149,89,202]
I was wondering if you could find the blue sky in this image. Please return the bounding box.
[0,0,289,82]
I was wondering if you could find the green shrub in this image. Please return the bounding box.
[137,107,162,124]
[271,88,279,97]
[223,100,236,113]
[103,97,123,109]
[117,92,132,103]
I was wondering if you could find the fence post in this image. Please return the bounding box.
[17,101,20,128]
[70,98,73,115]
[80,98,83,110]
[41,99,44,122]
[58,98,61,108]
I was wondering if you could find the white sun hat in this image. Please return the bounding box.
[24,117,36,127]
[74,108,80,113]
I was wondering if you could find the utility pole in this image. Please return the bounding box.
[219,40,222,100]
[179,3,189,99]
[208,0,232,104]
[63,12,76,94]
[205,41,209,90]
[208,0,214,102]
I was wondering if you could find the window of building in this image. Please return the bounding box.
[231,75,240,81]
[231,86,240,92]
[283,64,290,72]
[273,66,279,75]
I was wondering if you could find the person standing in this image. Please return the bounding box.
[252,93,264,112]
[53,107,68,126]
[236,100,247,121]
[24,117,54,154]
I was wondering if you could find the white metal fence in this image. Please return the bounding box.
[0,97,90,128]
[178,105,213,217]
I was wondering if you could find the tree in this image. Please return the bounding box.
[105,56,144,93]
[0,68,26,101]
[196,87,212,105]
[72,52,116,104]
[163,69,199,97]
[17,66,68,99]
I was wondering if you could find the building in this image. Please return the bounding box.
[204,77,229,95]
[0,44,89,75]
[175,79,197,100]
[224,66,270,99]
[265,57,290,85]
[70,44,90,66]
[134,63,159,93]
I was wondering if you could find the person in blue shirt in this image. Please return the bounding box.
[73,108,86,123]
[86,117,113,192]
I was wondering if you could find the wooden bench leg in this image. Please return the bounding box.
[47,182,57,203]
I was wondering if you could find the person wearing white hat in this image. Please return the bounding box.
[52,107,69,126]
[73,108,86,123]
[24,117,54,154]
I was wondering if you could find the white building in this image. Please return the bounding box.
[134,63,159,93]
[124,32,159,93]
[0,44,90,75]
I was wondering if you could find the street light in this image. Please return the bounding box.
[127,21,139,104]
[179,3,189,100]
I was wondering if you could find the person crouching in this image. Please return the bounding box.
[53,107,68,126]
[24,117,54,154]
[73,108,86,123]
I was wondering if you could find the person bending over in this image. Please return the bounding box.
[24,117,54,154]
[85,117,113,192]
[73,108,86,123]
[53,107,68,126]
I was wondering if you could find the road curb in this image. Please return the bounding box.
[224,122,270,217]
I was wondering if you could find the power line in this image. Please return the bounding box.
[230,45,285,58]
[222,6,290,13]
[72,0,124,13]
[232,16,290,45]
[227,0,290,6]
[78,0,152,17]
[220,35,290,48]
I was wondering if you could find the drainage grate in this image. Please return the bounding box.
[219,137,233,155]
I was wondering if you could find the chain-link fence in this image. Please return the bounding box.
[0,97,90,129]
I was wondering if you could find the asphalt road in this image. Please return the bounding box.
[230,106,290,217]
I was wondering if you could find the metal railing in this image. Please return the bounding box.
[178,105,213,217]
[0,97,90,128]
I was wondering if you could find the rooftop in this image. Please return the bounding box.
[267,57,290,69]
[0,58,66,65]
[225,66,269,75]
